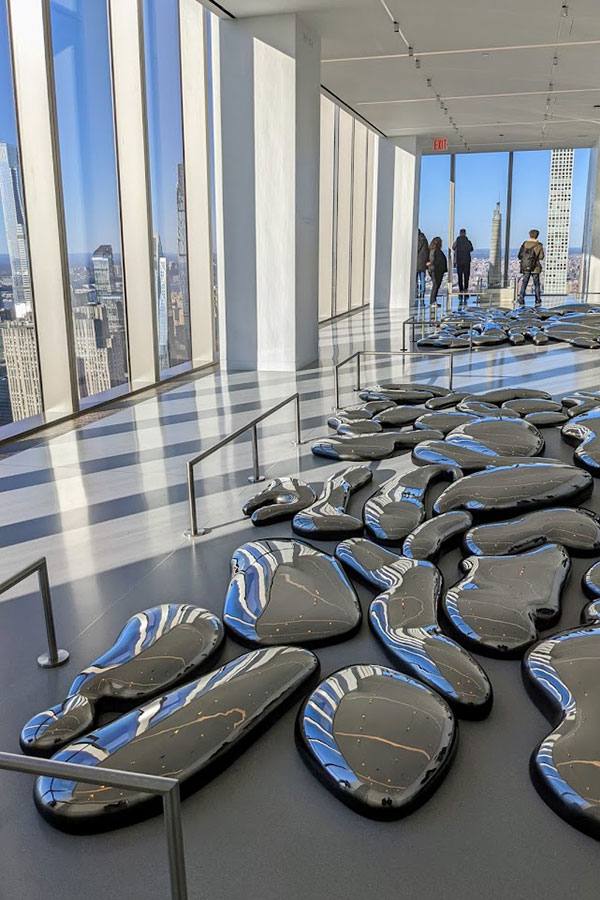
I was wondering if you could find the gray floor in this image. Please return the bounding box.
[1,305,599,900]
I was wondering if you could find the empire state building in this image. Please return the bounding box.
[488,201,502,288]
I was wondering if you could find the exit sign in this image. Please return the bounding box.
[433,138,448,151]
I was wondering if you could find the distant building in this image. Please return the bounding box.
[1,314,42,421]
[0,142,32,307]
[91,244,116,297]
[153,234,169,369]
[72,305,126,398]
[545,148,574,295]
[488,201,502,288]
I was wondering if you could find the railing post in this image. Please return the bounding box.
[334,363,340,410]
[163,785,189,900]
[294,394,302,445]
[448,353,454,391]
[248,424,264,484]
[36,559,69,669]
[356,353,361,394]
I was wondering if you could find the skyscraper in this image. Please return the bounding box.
[91,244,116,297]
[0,142,32,307]
[488,201,502,288]
[545,148,574,295]
[1,315,42,421]
[72,304,126,398]
[153,233,169,369]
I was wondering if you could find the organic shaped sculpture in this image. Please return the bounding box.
[223,539,361,646]
[242,477,317,525]
[434,462,593,516]
[296,664,457,818]
[373,406,425,428]
[292,466,372,539]
[359,388,434,404]
[311,429,443,462]
[457,400,521,419]
[35,646,319,832]
[345,400,396,416]
[336,420,383,436]
[464,507,600,557]
[20,606,225,757]
[582,561,600,623]
[403,510,473,562]
[335,539,491,717]
[562,408,600,476]
[412,441,560,473]
[501,398,563,416]
[364,464,459,544]
[476,388,552,403]
[414,411,478,435]
[376,382,451,397]
[424,392,473,410]
[524,410,568,427]
[445,417,544,457]
[443,544,570,657]
[523,625,600,838]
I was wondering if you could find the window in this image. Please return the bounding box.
[143,0,191,373]
[50,0,129,404]
[418,154,450,297]
[0,0,42,429]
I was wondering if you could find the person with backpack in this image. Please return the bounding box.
[416,228,429,298]
[452,228,474,295]
[517,229,545,305]
[426,236,448,307]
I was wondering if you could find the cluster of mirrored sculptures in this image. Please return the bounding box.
[19,381,600,839]
[416,303,600,350]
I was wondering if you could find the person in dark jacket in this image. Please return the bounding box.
[517,229,545,305]
[416,229,428,297]
[426,236,447,306]
[452,228,474,295]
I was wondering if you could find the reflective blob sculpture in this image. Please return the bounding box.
[377,382,452,397]
[414,411,479,435]
[425,392,473,410]
[359,388,435,404]
[457,400,521,419]
[311,430,443,462]
[364,464,459,544]
[35,646,319,833]
[292,466,372,539]
[335,539,491,717]
[403,510,473,562]
[477,388,552,403]
[373,406,425,428]
[433,462,593,516]
[562,408,600,476]
[20,605,225,757]
[582,561,600,624]
[223,539,361,646]
[501,398,563,416]
[445,417,545,457]
[296,664,457,819]
[464,507,600,557]
[242,477,317,526]
[522,625,600,839]
[443,544,570,657]
[524,410,568,427]
[336,420,383,436]
[412,441,559,474]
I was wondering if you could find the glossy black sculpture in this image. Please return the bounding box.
[477,388,552,403]
[414,411,478,435]
[464,507,600,557]
[443,544,570,657]
[335,539,491,717]
[242,477,317,525]
[223,539,361,646]
[20,605,225,758]
[373,406,425,428]
[296,664,457,818]
[445,417,544,457]
[582,561,600,623]
[359,389,435,404]
[346,400,396,416]
[403,510,473,562]
[456,400,521,419]
[412,441,560,473]
[377,382,451,397]
[364,464,459,544]
[311,429,443,462]
[336,420,383,436]
[562,409,600,476]
[35,646,319,833]
[292,466,372,539]
[524,410,568,427]
[424,392,473,410]
[523,625,600,838]
[501,398,563,416]
[434,462,593,516]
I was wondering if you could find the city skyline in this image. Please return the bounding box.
[545,148,574,294]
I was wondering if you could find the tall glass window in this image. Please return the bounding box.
[50,0,128,404]
[143,0,191,373]
[0,0,42,429]
[418,154,450,299]
[570,148,591,294]
[509,150,551,293]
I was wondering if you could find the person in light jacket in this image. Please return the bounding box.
[416,229,429,297]
[426,236,447,306]
[517,229,545,305]
[452,228,474,295]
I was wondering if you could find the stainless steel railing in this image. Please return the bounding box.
[0,557,68,668]
[0,751,188,900]
[333,350,454,410]
[186,393,302,537]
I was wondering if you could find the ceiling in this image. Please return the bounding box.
[210,0,600,153]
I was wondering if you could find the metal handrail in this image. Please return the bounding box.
[333,350,454,410]
[186,392,302,537]
[0,558,68,669]
[0,751,187,900]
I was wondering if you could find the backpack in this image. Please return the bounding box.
[520,243,540,272]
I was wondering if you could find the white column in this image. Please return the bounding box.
[213,14,320,371]
[582,141,600,295]
[373,136,421,309]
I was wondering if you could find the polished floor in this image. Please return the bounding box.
[1,302,600,900]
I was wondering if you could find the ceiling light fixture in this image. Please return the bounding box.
[393,21,400,33]
[415,57,421,68]
[426,77,432,87]
[561,4,569,16]
[408,45,414,57]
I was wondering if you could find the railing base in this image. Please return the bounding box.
[248,475,265,484]
[37,648,69,669]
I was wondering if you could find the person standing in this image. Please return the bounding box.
[426,236,448,306]
[416,228,428,297]
[452,228,474,295]
[517,229,545,305]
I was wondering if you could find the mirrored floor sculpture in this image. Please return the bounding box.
[311,429,444,462]
[223,539,361,646]
[335,539,491,717]
[424,392,473,410]
[464,507,600,557]
[456,400,521,419]
[295,664,457,819]
[372,406,425,428]
[443,544,570,657]
[524,410,568,427]
[562,408,600,476]
[501,398,563,416]
[413,411,478,434]
[403,510,473,562]
[242,477,317,525]
[21,605,225,757]
[35,646,319,832]
[364,464,459,544]
[433,462,593,516]
[412,441,561,474]
[292,466,372,539]
[582,561,600,623]
[523,625,600,838]
[445,417,544,457]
